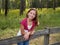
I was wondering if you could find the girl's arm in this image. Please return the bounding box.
[20,24,30,40]
[20,24,26,35]
[29,30,35,35]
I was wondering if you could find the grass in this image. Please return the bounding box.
[0,8,60,45]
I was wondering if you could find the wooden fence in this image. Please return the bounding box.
[0,27,60,45]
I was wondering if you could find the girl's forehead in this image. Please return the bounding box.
[29,10,36,13]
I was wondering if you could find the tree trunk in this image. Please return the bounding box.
[47,0,49,9]
[20,0,26,15]
[0,0,2,14]
[5,0,8,16]
[2,0,5,11]
[53,0,56,10]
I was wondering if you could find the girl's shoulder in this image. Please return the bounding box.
[20,18,27,24]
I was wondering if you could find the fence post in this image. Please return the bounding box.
[44,28,50,45]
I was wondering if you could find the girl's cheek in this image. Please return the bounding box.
[28,13,35,19]
[28,14,32,19]
[33,15,35,18]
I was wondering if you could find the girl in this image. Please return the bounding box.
[17,8,39,45]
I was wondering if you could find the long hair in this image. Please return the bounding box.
[26,8,38,26]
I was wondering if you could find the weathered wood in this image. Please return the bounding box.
[0,36,24,45]
[0,27,60,45]
[44,34,49,45]
[51,42,60,45]
[47,27,60,34]
[44,28,50,45]
[0,29,49,45]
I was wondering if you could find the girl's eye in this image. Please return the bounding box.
[30,12,32,14]
[30,12,35,15]
[33,13,35,15]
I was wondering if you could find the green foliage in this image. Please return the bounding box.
[0,8,60,39]
[36,8,60,29]
[0,8,60,30]
[0,9,25,30]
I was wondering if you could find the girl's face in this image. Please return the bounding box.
[28,10,36,20]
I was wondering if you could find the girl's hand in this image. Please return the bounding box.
[23,32,30,40]
[30,30,35,35]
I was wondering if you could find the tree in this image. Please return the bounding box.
[57,0,60,7]
[2,0,5,11]
[53,0,56,10]
[0,0,2,14]
[5,0,8,16]
[20,0,26,15]
[15,0,20,9]
[30,0,41,8]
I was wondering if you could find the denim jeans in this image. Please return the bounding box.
[17,40,29,45]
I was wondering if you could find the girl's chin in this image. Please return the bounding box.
[29,17,33,20]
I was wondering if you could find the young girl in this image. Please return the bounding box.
[17,8,39,45]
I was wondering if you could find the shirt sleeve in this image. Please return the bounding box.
[20,20,25,26]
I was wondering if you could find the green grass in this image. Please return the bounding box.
[0,8,60,39]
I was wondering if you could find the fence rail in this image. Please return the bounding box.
[0,27,60,45]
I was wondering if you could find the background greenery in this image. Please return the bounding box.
[0,0,60,45]
[0,8,60,39]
